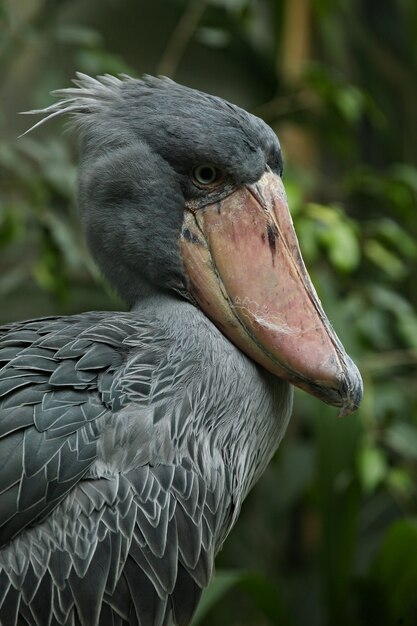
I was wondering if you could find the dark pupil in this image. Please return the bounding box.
[199,166,215,182]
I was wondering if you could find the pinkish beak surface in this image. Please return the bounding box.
[180,170,362,415]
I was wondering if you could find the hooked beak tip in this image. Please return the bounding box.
[301,354,363,415]
[338,359,363,416]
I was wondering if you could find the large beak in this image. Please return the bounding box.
[180,171,362,415]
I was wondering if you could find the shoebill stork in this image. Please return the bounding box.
[0,74,362,626]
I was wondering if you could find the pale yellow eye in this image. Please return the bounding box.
[192,164,221,186]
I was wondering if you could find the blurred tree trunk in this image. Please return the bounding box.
[279,0,317,172]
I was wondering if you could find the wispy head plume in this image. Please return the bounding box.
[20,72,131,137]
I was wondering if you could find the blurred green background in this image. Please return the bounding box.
[1,0,417,624]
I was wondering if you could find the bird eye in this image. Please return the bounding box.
[191,164,221,187]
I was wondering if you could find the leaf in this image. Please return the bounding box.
[323,221,360,272]
[396,312,417,349]
[384,423,417,461]
[390,164,417,196]
[386,468,413,498]
[364,240,406,280]
[373,520,417,617]
[369,285,414,317]
[304,203,360,271]
[239,573,293,625]
[191,570,292,625]
[315,407,361,621]
[358,444,387,493]
[376,219,417,261]
[356,307,392,350]
[17,138,76,198]
[191,570,245,625]
[54,25,103,47]
[196,27,231,48]
[295,218,319,263]
[42,210,84,270]
[285,179,304,216]
[336,85,364,123]
[75,49,136,78]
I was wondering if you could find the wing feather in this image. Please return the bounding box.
[0,311,237,624]
[0,313,148,546]
[0,584,20,626]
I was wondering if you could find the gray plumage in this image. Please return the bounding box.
[1,74,294,625]
[0,304,290,625]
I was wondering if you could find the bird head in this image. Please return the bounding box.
[25,73,363,415]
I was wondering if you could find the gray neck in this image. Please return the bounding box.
[130,293,293,504]
[131,290,179,309]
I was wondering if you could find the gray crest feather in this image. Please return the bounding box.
[20,72,133,136]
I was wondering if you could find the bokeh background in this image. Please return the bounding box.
[1,0,417,624]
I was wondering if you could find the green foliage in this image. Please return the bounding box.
[295,202,360,272]
[1,0,417,624]
[192,570,293,626]
[356,520,417,624]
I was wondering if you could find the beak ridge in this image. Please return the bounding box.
[180,171,363,415]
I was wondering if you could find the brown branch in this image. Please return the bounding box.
[360,349,417,372]
[157,0,209,78]
[252,89,319,122]
[278,0,316,170]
